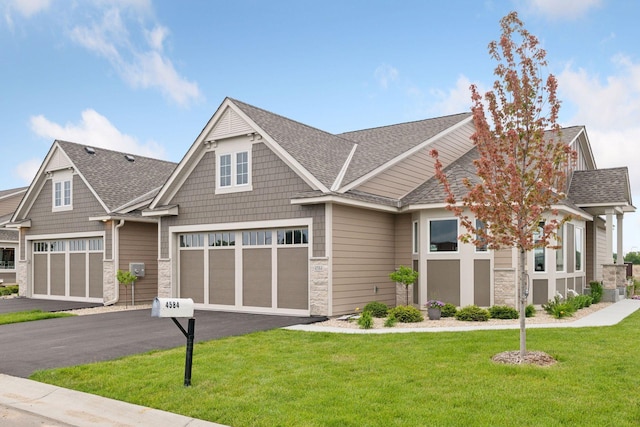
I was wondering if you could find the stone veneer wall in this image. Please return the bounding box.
[602,264,627,289]
[395,283,414,306]
[494,268,516,307]
[157,259,172,298]
[310,258,329,316]
[102,259,115,303]
[17,260,28,297]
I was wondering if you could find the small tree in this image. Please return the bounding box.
[116,269,138,308]
[431,12,575,359]
[389,265,419,306]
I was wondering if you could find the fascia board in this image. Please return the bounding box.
[291,195,399,213]
[141,205,179,217]
[337,115,474,193]
[89,215,158,224]
[0,189,27,201]
[330,144,358,191]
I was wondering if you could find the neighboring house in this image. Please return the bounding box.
[9,141,176,304]
[142,97,633,316]
[0,187,27,283]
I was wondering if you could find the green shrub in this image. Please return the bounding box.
[568,294,593,310]
[384,313,397,327]
[388,305,423,323]
[489,305,519,319]
[0,287,11,296]
[542,296,576,319]
[441,303,458,318]
[525,304,536,318]
[357,310,373,329]
[363,301,389,318]
[455,305,490,322]
[589,281,603,304]
[7,285,18,294]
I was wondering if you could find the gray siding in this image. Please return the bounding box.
[427,260,461,306]
[474,259,491,306]
[332,204,396,315]
[394,214,412,267]
[209,249,235,305]
[494,248,512,268]
[243,248,271,307]
[161,143,324,258]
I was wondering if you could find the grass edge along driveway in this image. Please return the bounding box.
[0,310,74,325]
[31,312,640,427]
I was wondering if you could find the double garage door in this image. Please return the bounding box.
[178,228,309,315]
[32,238,103,301]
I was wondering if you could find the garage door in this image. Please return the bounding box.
[178,228,309,315]
[32,238,103,301]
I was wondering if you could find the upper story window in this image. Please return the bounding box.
[216,149,252,194]
[0,247,15,270]
[52,178,72,211]
[429,219,458,252]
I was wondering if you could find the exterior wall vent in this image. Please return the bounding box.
[125,155,135,162]
[85,146,96,155]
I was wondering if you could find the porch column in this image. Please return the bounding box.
[605,209,614,264]
[616,213,624,265]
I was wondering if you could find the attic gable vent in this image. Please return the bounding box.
[124,154,135,162]
[85,146,96,155]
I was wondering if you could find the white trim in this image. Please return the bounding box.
[427,217,460,254]
[330,144,358,191]
[325,203,333,316]
[170,218,313,234]
[291,195,398,213]
[338,115,473,193]
[193,303,309,317]
[26,231,106,241]
[412,220,419,255]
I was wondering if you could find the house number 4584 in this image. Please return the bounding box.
[165,301,180,309]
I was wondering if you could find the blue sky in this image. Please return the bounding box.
[2,0,640,252]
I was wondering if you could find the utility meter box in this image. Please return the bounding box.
[130,263,145,278]
[151,297,194,318]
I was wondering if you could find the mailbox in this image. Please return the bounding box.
[151,297,194,318]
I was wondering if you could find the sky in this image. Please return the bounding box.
[2,0,640,253]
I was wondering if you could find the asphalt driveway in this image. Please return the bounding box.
[0,298,325,378]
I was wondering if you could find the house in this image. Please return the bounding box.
[0,187,27,283]
[9,141,176,304]
[10,98,633,313]
[141,97,634,316]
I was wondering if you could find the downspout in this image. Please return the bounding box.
[104,219,125,305]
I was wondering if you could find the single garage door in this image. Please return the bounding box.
[178,228,309,315]
[32,238,103,301]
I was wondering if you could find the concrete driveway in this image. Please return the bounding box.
[0,298,325,378]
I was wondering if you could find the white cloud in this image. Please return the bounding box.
[13,158,43,186]
[374,64,399,89]
[7,0,51,17]
[429,75,477,115]
[524,0,602,19]
[29,109,167,159]
[69,6,202,106]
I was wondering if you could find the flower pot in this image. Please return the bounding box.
[427,308,441,320]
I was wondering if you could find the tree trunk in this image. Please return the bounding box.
[519,247,527,358]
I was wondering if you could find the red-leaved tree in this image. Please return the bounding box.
[431,12,576,358]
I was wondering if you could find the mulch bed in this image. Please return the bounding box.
[492,350,557,366]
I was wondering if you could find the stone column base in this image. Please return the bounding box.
[602,264,627,290]
[158,259,172,298]
[310,258,329,316]
[494,269,516,307]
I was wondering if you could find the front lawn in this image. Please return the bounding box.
[0,310,75,325]
[31,312,640,426]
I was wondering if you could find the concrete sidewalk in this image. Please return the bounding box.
[285,298,640,333]
[2,299,638,426]
[0,374,227,426]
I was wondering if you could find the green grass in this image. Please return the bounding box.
[0,309,75,325]
[31,312,640,426]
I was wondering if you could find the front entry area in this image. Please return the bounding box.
[31,237,104,302]
[177,227,309,315]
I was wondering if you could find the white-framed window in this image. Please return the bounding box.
[69,239,86,252]
[277,228,308,245]
[0,247,15,270]
[52,178,72,211]
[179,233,205,248]
[209,232,236,247]
[50,241,65,252]
[412,221,419,254]
[242,230,272,246]
[88,238,103,252]
[475,219,488,252]
[34,242,49,252]
[555,223,564,272]
[429,218,458,252]
[575,227,583,271]
[216,149,251,193]
[533,222,545,272]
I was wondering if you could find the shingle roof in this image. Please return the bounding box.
[338,113,472,185]
[56,141,177,212]
[230,99,356,189]
[0,187,27,200]
[568,168,632,206]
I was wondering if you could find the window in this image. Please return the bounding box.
[534,222,545,272]
[179,233,204,248]
[89,239,103,251]
[0,247,15,270]
[69,239,86,252]
[429,219,458,252]
[53,179,72,210]
[277,229,308,245]
[217,150,251,192]
[555,224,564,272]
[34,242,49,252]
[209,232,236,247]
[50,241,65,252]
[575,227,583,271]
[242,230,272,246]
[475,219,488,252]
[412,221,419,254]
